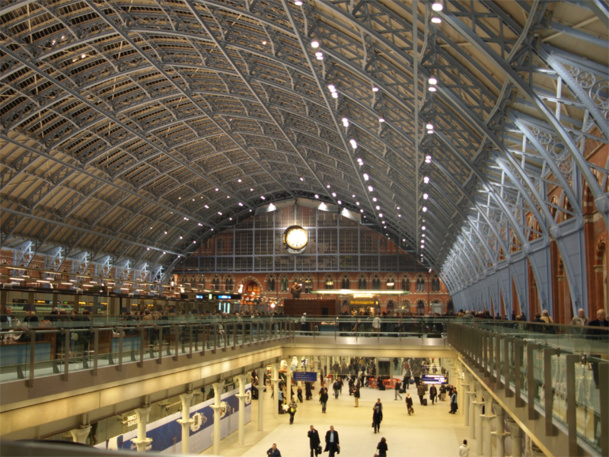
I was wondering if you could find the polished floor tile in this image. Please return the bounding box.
[201,384,473,456]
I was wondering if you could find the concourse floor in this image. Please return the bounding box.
[202,384,473,457]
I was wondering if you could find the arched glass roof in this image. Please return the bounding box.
[1,0,607,295]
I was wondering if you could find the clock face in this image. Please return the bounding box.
[284,226,308,251]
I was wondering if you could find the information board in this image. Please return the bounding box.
[292,371,318,382]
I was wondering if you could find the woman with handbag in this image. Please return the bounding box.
[376,437,388,457]
[372,405,382,433]
[288,397,297,424]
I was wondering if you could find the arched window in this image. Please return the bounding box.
[341,275,350,289]
[225,276,234,291]
[416,275,425,292]
[304,276,313,294]
[386,276,396,290]
[372,274,381,290]
[358,275,367,289]
[401,276,409,291]
[280,275,289,292]
[267,275,276,292]
[416,300,425,315]
[431,275,440,292]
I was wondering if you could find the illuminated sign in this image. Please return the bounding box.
[422,374,447,384]
[350,299,377,306]
[217,295,232,299]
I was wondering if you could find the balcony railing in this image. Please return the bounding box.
[447,320,608,457]
[0,317,292,384]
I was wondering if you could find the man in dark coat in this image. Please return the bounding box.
[324,425,340,457]
[449,388,458,413]
[266,443,281,457]
[417,382,426,405]
[429,385,438,404]
[308,425,321,457]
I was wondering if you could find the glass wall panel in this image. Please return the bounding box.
[235,231,252,255]
[255,230,274,255]
[360,255,379,270]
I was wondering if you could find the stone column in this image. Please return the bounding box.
[286,364,293,402]
[316,356,323,391]
[271,363,280,418]
[491,403,508,457]
[236,374,248,446]
[212,381,224,456]
[133,406,152,452]
[473,398,484,456]
[177,392,194,454]
[482,394,495,456]
[507,417,523,457]
[462,371,472,426]
[469,383,477,438]
[69,425,91,444]
[257,367,265,431]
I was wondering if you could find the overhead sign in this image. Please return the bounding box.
[292,371,318,382]
[422,374,447,385]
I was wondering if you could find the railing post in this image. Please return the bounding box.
[504,336,512,397]
[496,334,503,388]
[527,343,539,420]
[482,332,489,376]
[117,327,124,371]
[600,361,609,457]
[27,336,35,386]
[93,327,99,375]
[514,339,524,407]
[543,347,557,436]
[565,354,578,456]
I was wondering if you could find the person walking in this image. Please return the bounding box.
[333,379,341,399]
[320,386,329,413]
[417,382,426,405]
[324,426,340,457]
[267,443,281,457]
[372,405,383,433]
[372,314,381,335]
[376,437,388,457]
[405,393,414,415]
[429,385,437,404]
[305,382,313,400]
[308,425,321,457]
[353,384,360,407]
[278,387,284,414]
[374,397,383,413]
[394,380,402,400]
[458,439,470,456]
[288,397,297,424]
[449,388,458,414]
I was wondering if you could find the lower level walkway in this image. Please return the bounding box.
[202,383,472,457]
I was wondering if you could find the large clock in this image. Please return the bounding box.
[283,225,308,253]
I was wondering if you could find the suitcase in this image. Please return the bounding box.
[422,398,427,406]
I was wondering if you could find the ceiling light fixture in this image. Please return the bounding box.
[311,39,320,48]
